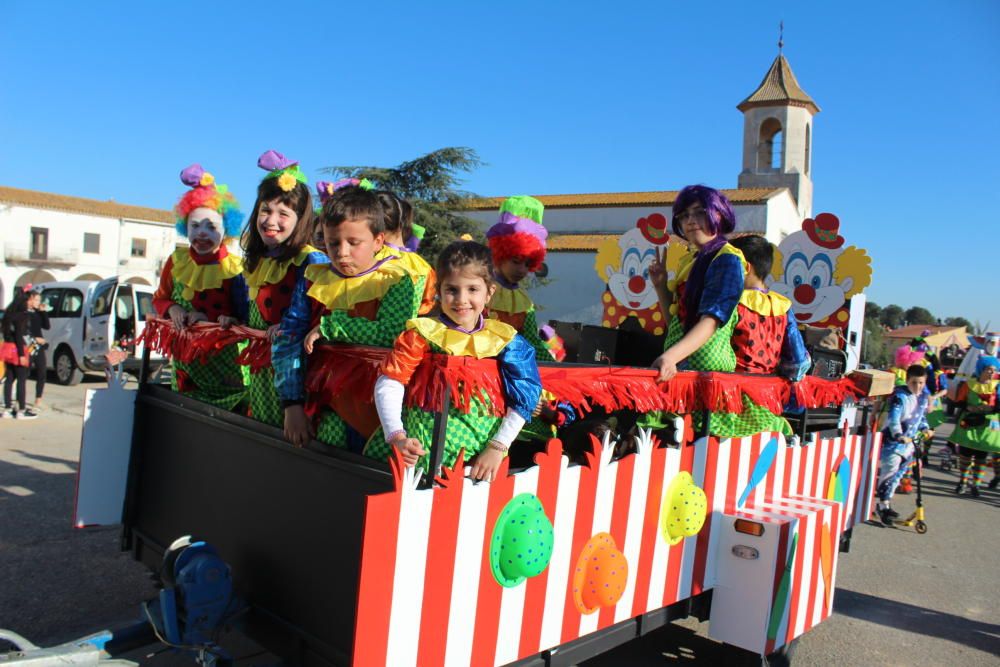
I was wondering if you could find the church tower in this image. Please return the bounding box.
[737,50,820,219]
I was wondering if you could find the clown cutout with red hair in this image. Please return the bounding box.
[486,196,554,360]
[152,163,249,409]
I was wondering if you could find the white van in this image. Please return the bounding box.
[36,278,164,385]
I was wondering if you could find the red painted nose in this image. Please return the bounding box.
[794,284,816,304]
[628,275,646,293]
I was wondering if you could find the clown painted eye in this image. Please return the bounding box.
[810,276,821,289]
[629,268,636,277]
[793,276,803,287]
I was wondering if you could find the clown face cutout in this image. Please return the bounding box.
[768,213,871,327]
[606,228,659,311]
[187,207,224,255]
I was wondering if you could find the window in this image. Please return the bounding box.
[804,124,811,176]
[58,289,84,318]
[757,118,783,171]
[41,288,64,314]
[83,232,101,254]
[30,227,49,259]
[136,292,155,320]
[131,238,147,258]
[91,282,115,317]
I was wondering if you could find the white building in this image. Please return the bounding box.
[0,185,177,306]
[465,52,819,324]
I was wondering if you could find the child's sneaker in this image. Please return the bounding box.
[17,409,39,420]
[989,477,999,490]
[0,408,13,419]
[884,507,900,519]
[954,482,966,495]
[969,485,980,498]
[877,506,894,526]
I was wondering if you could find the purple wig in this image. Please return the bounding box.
[671,185,736,239]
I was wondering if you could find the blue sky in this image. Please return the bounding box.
[2,1,997,325]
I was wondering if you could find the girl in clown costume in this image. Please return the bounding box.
[241,150,328,447]
[486,196,555,361]
[951,356,1000,496]
[371,241,542,480]
[152,164,248,409]
[377,190,437,315]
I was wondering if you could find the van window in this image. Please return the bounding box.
[136,292,155,320]
[91,282,114,317]
[115,291,134,320]
[59,289,84,318]
[41,288,63,313]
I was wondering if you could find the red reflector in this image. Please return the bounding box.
[734,519,765,536]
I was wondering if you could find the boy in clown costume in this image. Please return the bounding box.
[371,241,542,480]
[153,164,248,409]
[302,184,417,449]
[241,150,328,447]
[486,195,555,361]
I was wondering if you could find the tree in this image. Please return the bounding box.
[861,316,892,368]
[945,316,972,329]
[865,301,882,322]
[904,306,936,325]
[320,147,485,261]
[880,304,905,329]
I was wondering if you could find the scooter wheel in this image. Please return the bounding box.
[915,521,928,534]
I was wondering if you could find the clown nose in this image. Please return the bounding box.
[794,284,816,304]
[628,275,646,293]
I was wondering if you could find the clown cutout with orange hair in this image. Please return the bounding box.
[486,196,554,361]
[152,163,248,409]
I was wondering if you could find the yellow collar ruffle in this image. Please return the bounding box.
[489,284,534,315]
[171,247,243,302]
[967,378,999,396]
[304,261,408,311]
[245,245,320,298]
[739,289,791,316]
[393,250,433,278]
[407,317,517,358]
[668,243,747,293]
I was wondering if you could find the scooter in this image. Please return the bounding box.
[895,432,929,534]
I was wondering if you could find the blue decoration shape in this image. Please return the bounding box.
[738,437,779,508]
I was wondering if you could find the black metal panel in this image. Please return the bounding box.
[545,617,640,667]
[124,386,393,665]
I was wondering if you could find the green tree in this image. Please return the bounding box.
[904,306,936,325]
[320,147,485,261]
[861,316,892,368]
[945,316,972,329]
[880,304,905,329]
[865,301,882,321]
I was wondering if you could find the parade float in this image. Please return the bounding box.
[62,214,886,667]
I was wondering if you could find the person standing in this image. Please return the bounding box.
[25,286,49,409]
[1,287,39,419]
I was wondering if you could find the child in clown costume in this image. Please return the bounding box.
[951,356,1000,497]
[371,241,542,480]
[486,196,555,361]
[376,190,437,315]
[301,184,417,449]
[241,150,328,447]
[153,164,248,410]
[649,185,748,436]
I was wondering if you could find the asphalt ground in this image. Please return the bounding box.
[1,378,998,665]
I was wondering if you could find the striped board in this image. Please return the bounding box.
[353,426,882,666]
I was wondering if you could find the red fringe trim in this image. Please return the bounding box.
[137,317,271,371]
[305,344,864,418]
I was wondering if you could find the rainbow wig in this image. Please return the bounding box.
[173,164,244,239]
[486,195,547,271]
[671,185,736,239]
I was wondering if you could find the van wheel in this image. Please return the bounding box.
[54,346,83,386]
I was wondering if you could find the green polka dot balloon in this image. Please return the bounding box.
[490,493,554,588]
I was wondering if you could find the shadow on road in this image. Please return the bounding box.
[834,589,1000,655]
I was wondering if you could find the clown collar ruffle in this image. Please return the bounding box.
[407,316,517,358]
[739,288,791,316]
[245,245,320,297]
[489,283,533,315]
[304,261,407,311]
[171,246,242,301]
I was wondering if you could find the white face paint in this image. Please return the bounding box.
[187,207,224,255]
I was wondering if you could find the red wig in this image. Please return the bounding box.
[488,233,546,272]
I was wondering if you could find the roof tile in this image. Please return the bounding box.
[0,185,173,224]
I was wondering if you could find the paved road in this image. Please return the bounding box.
[2,379,998,665]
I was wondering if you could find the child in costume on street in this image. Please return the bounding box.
[875,364,934,525]
[649,185,747,436]
[153,164,248,410]
[950,356,1000,497]
[371,240,542,481]
[301,184,417,450]
[241,150,328,447]
[376,190,437,315]
[486,195,555,361]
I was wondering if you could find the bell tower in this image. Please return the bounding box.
[737,43,820,219]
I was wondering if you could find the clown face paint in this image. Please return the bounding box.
[187,207,224,255]
[499,257,531,284]
[440,266,495,331]
[257,198,299,248]
[325,217,384,276]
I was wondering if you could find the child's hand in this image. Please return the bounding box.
[470,445,505,482]
[185,311,208,326]
[649,244,669,292]
[303,325,323,354]
[217,315,239,329]
[265,324,282,342]
[167,304,187,330]
[389,433,426,467]
[532,397,546,417]
[283,404,315,448]
[922,428,935,440]
[652,351,678,382]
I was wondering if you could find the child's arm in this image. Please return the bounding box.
[374,329,430,465]
[319,277,416,347]
[885,392,906,441]
[152,256,186,328]
[778,311,812,381]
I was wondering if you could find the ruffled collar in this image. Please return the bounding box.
[171,246,242,301]
[489,282,533,315]
[305,260,407,311]
[739,288,791,316]
[439,313,484,334]
[407,316,516,358]
[245,245,320,297]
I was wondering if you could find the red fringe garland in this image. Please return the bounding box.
[305,344,864,418]
[137,317,271,371]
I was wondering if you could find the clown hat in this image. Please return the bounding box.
[487,195,548,271]
[571,532,628,614]
[173,164,243,239]
[659,472,707,546]
[803,213,845,249]
[489,493,554,588]
[258,149,308,191]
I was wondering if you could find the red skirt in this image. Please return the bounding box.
[0,342,26,366]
